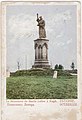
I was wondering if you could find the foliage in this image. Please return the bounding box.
[65,69,77,74]
[54,64,59,70]
[71,62,75,70]
[54,64,64,70]
[6,75,77,99]
[10,68,54,77]
[17,61,20,70]
[10,68,73,77]
[57,70,72,76]
[58,64,64,70]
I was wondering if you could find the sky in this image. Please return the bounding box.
[6,4,77,72]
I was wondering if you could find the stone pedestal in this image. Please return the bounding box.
[32,38,50,68]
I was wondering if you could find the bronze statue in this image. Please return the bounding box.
[36,13,46,38]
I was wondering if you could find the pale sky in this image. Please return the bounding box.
[6,4,77,72]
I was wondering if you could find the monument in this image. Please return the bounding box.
[32,14,50,68]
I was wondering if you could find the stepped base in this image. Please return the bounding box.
[32,60,50,68]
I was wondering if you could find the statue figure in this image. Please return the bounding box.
[36,13,46,38]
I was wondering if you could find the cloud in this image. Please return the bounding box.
[8,10,72,44]
[56,42,65,47]
[47,10,71,27]
[8,13,37,43]
[46,10,72,40]
[53,10,71,24]
[66,38,72,44]
[56,38,72,47]
[56,32,64,38]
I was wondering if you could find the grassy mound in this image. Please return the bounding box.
[10,69,72,77]
[10,68,54,76]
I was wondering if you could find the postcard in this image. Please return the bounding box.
[0,1,82,120]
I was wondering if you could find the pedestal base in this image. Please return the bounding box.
[32,60,50,68]
[32,38,51,69]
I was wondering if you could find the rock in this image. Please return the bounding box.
[53,71,57,78]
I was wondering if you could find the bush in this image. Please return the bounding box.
[10,69,72,77]
[57,70,72,76]
[10,68,54,77]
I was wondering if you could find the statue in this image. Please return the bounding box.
[36,13,46,38]
[32,14,50,68]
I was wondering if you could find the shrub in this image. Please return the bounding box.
[57,70,72,76]
[10,69,72,77]
[10,68,54,77]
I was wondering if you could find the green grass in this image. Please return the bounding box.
[6,75,77,99]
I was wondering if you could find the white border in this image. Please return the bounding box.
[0,1,81,120]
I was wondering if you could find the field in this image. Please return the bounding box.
[6,75,77,99]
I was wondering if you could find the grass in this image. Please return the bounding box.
[6,75,77,99]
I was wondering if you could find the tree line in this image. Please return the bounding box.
[54,62,75,71]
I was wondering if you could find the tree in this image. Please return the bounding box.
[17,61,20,70]
[58,64,64,70]
[71,62,75,70]
[54,64,64,70]
[55,64,59,70]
